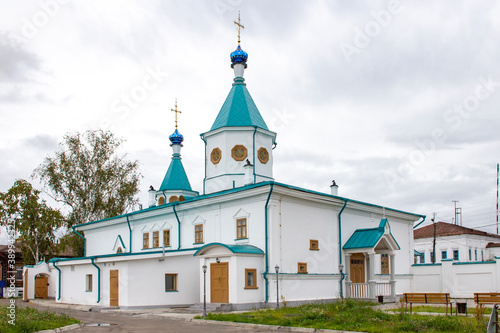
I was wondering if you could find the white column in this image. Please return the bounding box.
[368,253,376,298]
[389,253,396,298]
[345,253,351,298]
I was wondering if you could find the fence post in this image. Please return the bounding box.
[486,304,498,333]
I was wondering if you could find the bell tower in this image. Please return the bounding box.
[200,14,277,194]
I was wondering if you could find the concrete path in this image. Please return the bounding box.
[5,299,356,333]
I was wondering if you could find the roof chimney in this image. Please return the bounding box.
[148,185,156,207]
[244,159,254,185]
[330,180,339,196]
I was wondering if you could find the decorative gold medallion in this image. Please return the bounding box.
[210,148,222,164]
[257,147,269,164]
[231,145,248,161]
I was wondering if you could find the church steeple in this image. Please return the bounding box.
[200,15,277,195]
[151,100,198,206]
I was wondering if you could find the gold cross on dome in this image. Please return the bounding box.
[234,11,245,45]
[171,99,181,129]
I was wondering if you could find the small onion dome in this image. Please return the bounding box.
[230,45,248,68]
[169,129,184,145]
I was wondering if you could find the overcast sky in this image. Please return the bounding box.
[1,1,500,242]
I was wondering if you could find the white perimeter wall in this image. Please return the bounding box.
[411,257,500,297]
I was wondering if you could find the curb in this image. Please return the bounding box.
[193,319,361,333]
[36,323,83,333]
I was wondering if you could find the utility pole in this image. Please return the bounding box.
[497,163,499,235]
[432,213,436,264]
[452,200,459,225]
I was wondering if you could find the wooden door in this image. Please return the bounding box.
[110,270,119,306]
[210,262,229,303]
[350,253,365,283]
[35,275,48,298]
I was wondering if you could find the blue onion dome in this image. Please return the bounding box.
[169,129,184,145]
[230,45,248,68]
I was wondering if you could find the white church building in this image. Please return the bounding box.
[24,31,425,309]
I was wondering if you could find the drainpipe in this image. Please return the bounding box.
[338,199,348,299]
[252,126,257,184]
[263,183,274,303]
[173,204,181,250]
[52,261,61,301]
[72,226,86,257]
[90,257,101,303]
[126,215,132,253]
[201,135,207,195]
[412,216,427,229]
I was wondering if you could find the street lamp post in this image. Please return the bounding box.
[338,264,344,304]
[202,264,207,318]
[275,265,280,310]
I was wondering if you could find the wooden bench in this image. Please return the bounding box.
[403,293,452,315]
[474,293,500,307]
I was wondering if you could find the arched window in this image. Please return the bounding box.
[169,196,179,203]
[117,247,123,254]
[158,197,164,205]
[179,195,185,202]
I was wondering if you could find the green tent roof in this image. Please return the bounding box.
[210,80,269,131]
[159,155,192,191]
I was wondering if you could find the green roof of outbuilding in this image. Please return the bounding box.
[193,242,264,256]
[210,80,269,131]
[159,155,192,191]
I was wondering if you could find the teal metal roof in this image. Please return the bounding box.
[75,181,423,230]
[210,80,269,131]
[193,242,264,256]
[343,219,400,250]
[159,155,192,191]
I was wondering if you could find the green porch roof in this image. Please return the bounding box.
[159,156,192,191]
[210,80,269,131]
[343,218,400,250]
[193,242,264,256]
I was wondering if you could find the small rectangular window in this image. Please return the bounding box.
[195,224,203,244]
[16,266,23,281]
[469,249,472,260]
[381,254,389,274]
[481,250,484,261]
[245,269,258,289]
[297,262,308,274]
[236,218,247,239]
[309,239,319,251]
[165,274,177,291]
[143,233,149,249]
[475,249,477,261]
[453,250,459,260]
[163,229,170,247]
[153,231,159,248]
[420,254,425,264]
[86,274,93,292]
[441,251,447,260]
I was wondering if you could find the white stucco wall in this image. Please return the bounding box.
[411,258,500,297]
[23,262,57,300]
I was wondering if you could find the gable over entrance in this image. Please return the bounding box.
[343,218,400,253]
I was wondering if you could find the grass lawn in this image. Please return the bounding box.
[199,300,488,332]
[0,305,80,333]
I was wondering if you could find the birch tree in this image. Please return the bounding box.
[0,180,64,264]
